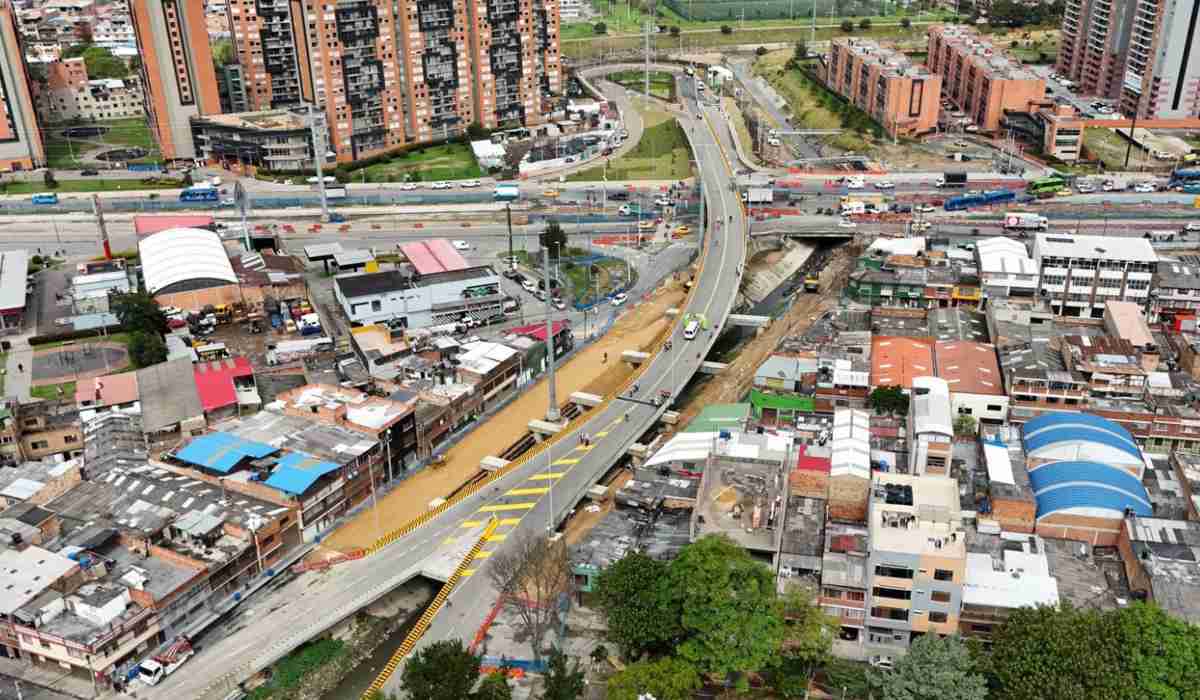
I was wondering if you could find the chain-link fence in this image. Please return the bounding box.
[662,0,888,21]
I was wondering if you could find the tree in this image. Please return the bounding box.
[539,220,568,261]
[81,46,128,79]
[474,671,513,700]
[665,535,784,684]
[778,586,836,671]
[467,121,489,141]
[720,24,733,33]
[868,386,909,416]
[400,639,481,700]
[595,552,680,659]
[539,648,585,700]
[182,170,194,187]
[824,658,873,700]
[859,17,872,29]
[211,38,237,67]
[791,41,809,67]
[594,21,607,34]
[606,657,702,700]
[953,413,977,437]
[669,25,681,36]
[63,43,91,59]
[1107,603,1200,700]
[486,535,573,662]
[840,19,855,32]
[128,331,168,369]
[111,291,168,335]
[900,16,912,28]
[870,635,987,700]
[989,604,1137,700]
[43,169,57,189]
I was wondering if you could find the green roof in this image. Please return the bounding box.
[684,403,751,433]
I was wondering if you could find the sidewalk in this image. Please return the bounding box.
[0,656,97,699]
[5,330,35,400]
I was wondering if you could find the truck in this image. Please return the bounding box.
[936,172,968,188]
[745,187,773,204]
[1003,213,1049,231]
[135,637,194,686]
[840,200,867,216]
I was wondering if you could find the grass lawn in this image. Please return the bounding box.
[44,117,162,169]
[356,143,483,183]
[753,51,880,151]
[30,381,76,401]
[563,257,635,305]
[35,332,132,350]
[568,107,693,181]
[609,69,676,101]
[1083,128,1165,171]
[0,178,181,195]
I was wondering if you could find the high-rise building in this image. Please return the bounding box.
[0,0,44,170]
[1057,0,1200,118]
[825,38,942,137]
[395,0,476,145]
[926,25,1046,132]
[467,0,562,130]
[129,0,220,161]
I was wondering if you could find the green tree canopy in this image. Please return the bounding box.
[595,552,680,659]
[606,657,701,700]
[778,585,837,671]
[81,46,128,80]
[128,331,167,369]
[474,671,513,700]
[1107,603,1200,700]
[869,385,909,416]
[540,648,585,700]
[400,639,481,700]
[665,535,785,682]
[953,413,977,437]
[871,635,987,700]
[111,291,168,335]
[539,220,568,259]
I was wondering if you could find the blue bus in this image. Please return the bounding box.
[944,189,1016,211]
[493,184,520,202]
[1170,168,1200,187]
[31,193,58,205]
[179,186,219,203]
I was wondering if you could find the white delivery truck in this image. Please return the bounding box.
[136,637,194,686]
[840,200,867,216]
[1003,213,1049,231]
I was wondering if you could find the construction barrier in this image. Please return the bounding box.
[290,549,365,574]
[360,517,498,698]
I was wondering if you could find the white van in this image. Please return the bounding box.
[683,320,700,340]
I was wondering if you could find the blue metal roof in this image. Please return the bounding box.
[1029,460,1152,518]
[1023,425,1142,462]
[1024,412,1136,448]
[262,451,340,495]
[175,433,277,474]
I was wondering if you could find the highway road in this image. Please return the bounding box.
[139,69,747,700]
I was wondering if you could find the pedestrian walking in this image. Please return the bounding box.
[602,351,607,363]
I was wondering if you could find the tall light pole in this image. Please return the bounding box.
[306,102,331,222]
[543,244,561,423]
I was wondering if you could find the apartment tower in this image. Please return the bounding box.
[467,0,562,130]
[130,0,220,161]
[1057,0,1200,118]
[395,0,476,144]
[926,25,1046,131]
[826,38,941,137]
[0,0,44,170]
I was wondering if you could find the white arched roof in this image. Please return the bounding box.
[138,228,237,295]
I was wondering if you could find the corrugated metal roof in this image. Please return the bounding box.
[175,432,276,474]
[194,357,254,412]
[262,451,340,495]
[0,250,28,312]
[400,239,469,275]
[1030,460,1152,518]
[1024,412,1137,447]
[133,215,214,236]
[1024,425,1142,462]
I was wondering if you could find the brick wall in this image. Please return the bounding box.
[992,496,1035,533]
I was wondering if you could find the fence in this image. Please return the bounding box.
[663,0,889,20]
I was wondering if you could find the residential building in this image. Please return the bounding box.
[1117,516,1200,623]
[129,0,220,161]
[826,38,941,136]
[908,376,953,476]
[455,341,522,410]
[217,63,247,114]
[1031,233,1157,319]
[976,237,1038,298]
[820,523,869,645]
[830,408,872,523]
[960,530,1059,640]
[0,459,82,509]
[864,473,964,665]
[1007,367,1089,414]
[926,25,1046,131]
[934,341,1009,424]
[467,0,561,131]
[870,337,934,390]
[1152,261,1200,323]
[13,400,82,461]
[1061,335,1150,398]
[1057,0,1200,118]
[189,109,314,172]
[334,266,504,329]
[0,0,44,170]
[37,57,144,122]
[1103,300,1156,350]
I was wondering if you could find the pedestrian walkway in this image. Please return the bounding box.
[5,335,34,400]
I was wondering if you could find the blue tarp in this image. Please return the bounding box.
[174,433,276,474]
[262,451,340,495]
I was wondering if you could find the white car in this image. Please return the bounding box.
[837,218,857,228]
[916,204,935,213]
[452,240,470,251]
[611,292,628,306]
[459,179,481,188]
[1134,182,1156,193]
[521,279,537,293]
[654,197,673,207]
[554,299,567,310]
[1185,222,1200,232]
[399,182,419,191]
[911,221,932,232]
[220,198,235,206]
[430,181,452,190]
[874,181,895,190]
[208,176,222,187]
[618,204,633,216]
[845,177,865,189]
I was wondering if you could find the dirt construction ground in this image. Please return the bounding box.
[319,277,691,553]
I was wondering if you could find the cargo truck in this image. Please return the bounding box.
[935,172,968,188]
[136,638,194,686]
[1003,213,1049,231]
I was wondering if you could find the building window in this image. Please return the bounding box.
[934,569,954,582]
[931,590,951,603]
[64,434,78,443]
[30,440,48,450]
[873,587,912,600]
[371,300,382,312]
[929,611,948,623]
[875,565,914,579]
[986,404,1003,412]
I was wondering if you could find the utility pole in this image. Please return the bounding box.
[506,203,514,269]
[235,179,251,251]
[1123,111,1139,170]
[307,102,331,222]
[543,244,561,423]
[643,21,653,105]
[811,0,817,44]
[92,194,111,260]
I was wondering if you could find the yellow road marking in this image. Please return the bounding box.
[553,458,580,465]
[462,518,521,528]
[474,550,493,559]
[478,502,537,512]
[529,472,565,481]
[595,431,609,437]
[486,533,508,542]
[507,487,551,496]
[461,569,475,577]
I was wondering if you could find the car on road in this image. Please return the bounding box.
[911,221,932,232]
[1057,188,1073,196]
[542,188,560,198]
[1134,182,1156,193]
[964,124,980,133]
[674,225,690,236]
[459,179,481,188]
[1076,183,1095,193]
[399,182,419,190]
[307,176,336,184]
[837,218,857,228]
[220,198,235,207]
[845,176,865,189]
[874,181,895,189]
[611,292,628,306]
[915,204,935,213]
[618,204,634,215]
[503,268,522,280]
[521,279,537,293]
[209,176,223,187]
[1185,222,1200,232]
[654,197,673,207]
[430,181,452,189]
[80,168,99,176]
[638,220,655,231]
[452,240,470,251]
[609,191,629,201]
[553,299,567,310]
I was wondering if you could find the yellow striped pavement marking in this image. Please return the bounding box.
[486,533,508,542]
[595,431,609,437]
[462,517,521,528]
[507,487,551,496]
[474,550,493,559]
[461,569,475,577]
[553,458,580,465]
[529,472,565,481]
[478,502,537,512]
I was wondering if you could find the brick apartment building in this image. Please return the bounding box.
[0,0,45,170]
[826,38,941,136]
[926,25,1046,131]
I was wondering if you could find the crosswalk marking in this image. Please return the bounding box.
[478,502,537,512]
[486,533,508,542]
[552,458,580,466]
[507,487,551,496]
[529,472,565,481]
[462,518,521,528]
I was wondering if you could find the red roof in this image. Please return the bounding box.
[193,357,253,412]
[795,445,831,473]
[134,215,214,236]
[399,240,468,275]
[508,320,569,342]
